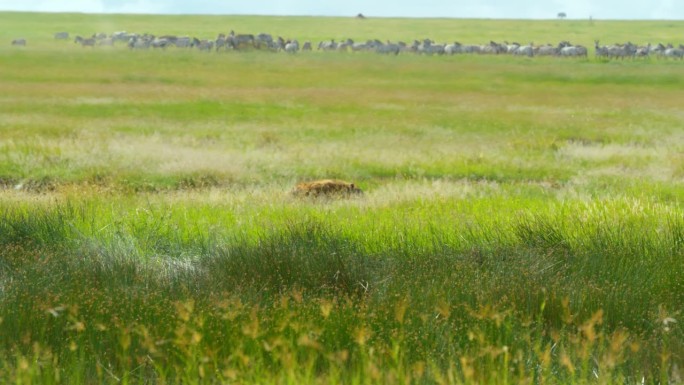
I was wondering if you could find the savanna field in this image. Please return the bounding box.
[0,12,683,384]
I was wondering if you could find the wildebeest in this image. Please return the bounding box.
[11,38,26,46]
[54,32,69,40]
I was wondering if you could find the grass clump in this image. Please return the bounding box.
[0,197,681,383]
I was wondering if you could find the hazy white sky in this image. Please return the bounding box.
[0,0,681,20]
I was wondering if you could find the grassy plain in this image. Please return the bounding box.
[0,12,683,384]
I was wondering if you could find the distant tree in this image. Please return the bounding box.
[557,12,567,19]
[356,13,366,19]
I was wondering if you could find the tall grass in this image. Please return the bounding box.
[0,195,682,383]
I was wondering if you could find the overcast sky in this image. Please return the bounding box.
[0,0,681,20]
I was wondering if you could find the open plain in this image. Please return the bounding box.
[0,12,683,384]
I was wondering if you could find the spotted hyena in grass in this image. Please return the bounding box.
[292,179,363,198]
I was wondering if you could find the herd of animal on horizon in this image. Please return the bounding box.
[9,29,684,60]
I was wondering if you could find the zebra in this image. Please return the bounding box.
[276,36,286,47]
[11,38,26,46]
[535,44,558,56]
[127,36,150,50]
[284,40,299,53]
[151,38,169,49]
[215,34,228,52]
[174,37,192,48]
[54,32,69,40]
[192,38,214,52]
[505,42,520,54]
[302,41,312,51]
[652,43,668,59]
[560,43,588,58]
[318,39,337,51]
[336,41,350,52]
[228,31,255,50]
[481,41,506,54]
[113,31,136,43]
[663,45,684,60]
[158,35,178,43]
[351,42,369,52]
[75,36,96,47]
[418,40,445,55]
[650,43,665,57]
[376,41,401,55]
[515,43,535,57]
[607,42,635,60]
[460,44,481,54]
[255,33,273,49]
[445,42,463,55]
[633,44,651,59]
[594,40,609,59]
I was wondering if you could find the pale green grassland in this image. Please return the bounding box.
[0,12,683,384]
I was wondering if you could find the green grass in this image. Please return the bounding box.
[0,12,683,384]
[0,197,682,383]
